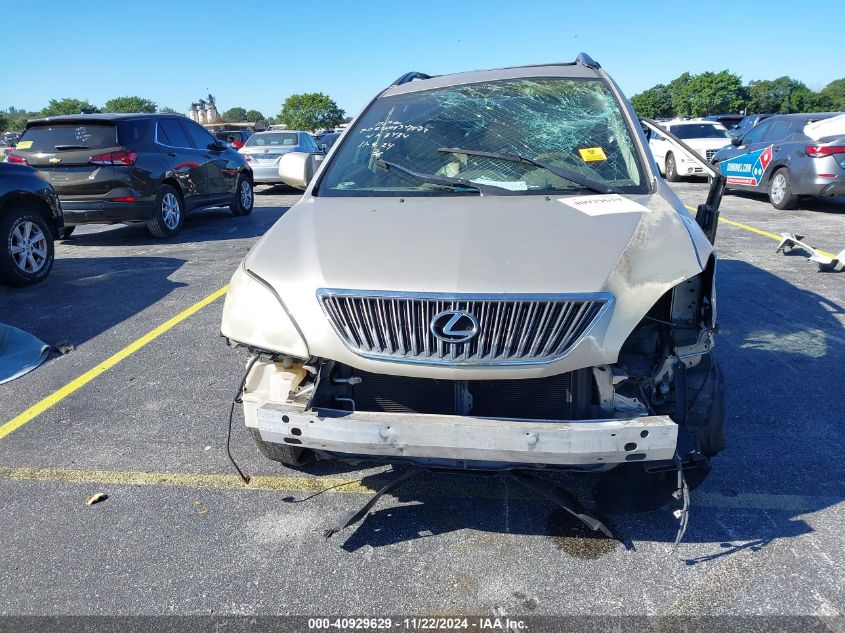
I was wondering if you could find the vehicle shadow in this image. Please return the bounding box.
[255,184,302,195]
[301,258,845,556]
[0,256,186,348]
[60,205,288,247]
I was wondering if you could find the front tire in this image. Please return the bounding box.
[146,185,184,238]
[230,175,253,216]
[59,226,76,240]
[249,428,313,467]
[768,168,797,210]
[665,153,680,182]
[0,210,54,286]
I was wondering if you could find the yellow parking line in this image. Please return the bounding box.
[0,285,229,442]
[683,204,836,258]
[0,464,827,512]
[0,464,370,494]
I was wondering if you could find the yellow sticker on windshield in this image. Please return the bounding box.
[578,147,607,162]
[16,140,32,149]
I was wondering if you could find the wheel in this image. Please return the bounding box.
[249,428,313,467]
[768,168,797,210]
[665,153,680,182]
[0,210,54,286]
[146,185,184,238]
[230,175,254,216]
[59,226,76,240]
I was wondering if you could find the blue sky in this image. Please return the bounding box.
[2,0,843,118]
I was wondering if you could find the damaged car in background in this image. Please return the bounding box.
[220,54,727,536]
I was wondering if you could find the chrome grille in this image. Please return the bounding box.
[705,149,717,161]
[317,290,612,365]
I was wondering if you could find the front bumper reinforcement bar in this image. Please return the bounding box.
[255,404,678,467]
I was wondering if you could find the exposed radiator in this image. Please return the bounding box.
[347,369,591,421]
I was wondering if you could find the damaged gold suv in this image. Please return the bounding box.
[220,54,726,481]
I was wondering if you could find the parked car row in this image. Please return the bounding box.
[2,82,840,288]
[1,113,256,285]
[0,111,350,286]
[648,112,845,209]
[6,113,254,241]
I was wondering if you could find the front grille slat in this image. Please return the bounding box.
[541,302,574,357]
[318,291,610,366]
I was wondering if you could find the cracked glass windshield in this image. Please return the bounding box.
[319,77,646,196]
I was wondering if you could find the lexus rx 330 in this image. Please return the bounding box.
[220,55,726,478]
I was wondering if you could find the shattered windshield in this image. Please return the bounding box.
[317,78,647,196]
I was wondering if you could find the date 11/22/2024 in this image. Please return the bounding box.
[306,617,528,630]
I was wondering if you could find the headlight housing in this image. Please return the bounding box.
[221,265,309,358]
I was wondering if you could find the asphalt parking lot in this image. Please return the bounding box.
[0,182,843,618]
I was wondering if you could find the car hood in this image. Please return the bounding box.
[238,188,711,378]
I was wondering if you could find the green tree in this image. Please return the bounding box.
[40,98,99,117]
[0,112,8,133]
[746,77,823,114]
[104,96,157,113]
[244,109,263,122]
[277,93,345,131]
[781,84,822,113]
[222,107,248,122]
[818,78,845,111]
[668,72,694,117]
[747,78,785,113]
[630,84,673,118]
[1,107,36,132]
[679,71,746,117]
[157,106,179,114]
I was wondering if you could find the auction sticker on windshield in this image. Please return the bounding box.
[578,147,607,162]
[719,145,773,186]
[559,193,649,216]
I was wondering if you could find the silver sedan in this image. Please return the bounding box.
[238,131,322,184]
[712,112,845,209]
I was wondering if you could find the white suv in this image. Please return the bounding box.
[650,120,733,181]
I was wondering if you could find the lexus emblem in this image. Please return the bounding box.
[430,309,480,344]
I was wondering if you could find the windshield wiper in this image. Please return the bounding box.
[54,144,89,150]
[374,158,515,196]
[438,147,616,195]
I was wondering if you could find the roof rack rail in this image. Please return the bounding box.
[391,71,432,87]
[575,52,601,69]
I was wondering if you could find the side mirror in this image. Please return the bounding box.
[730,136,742,146]
[278,151,317,189]
[318,143,328,152]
